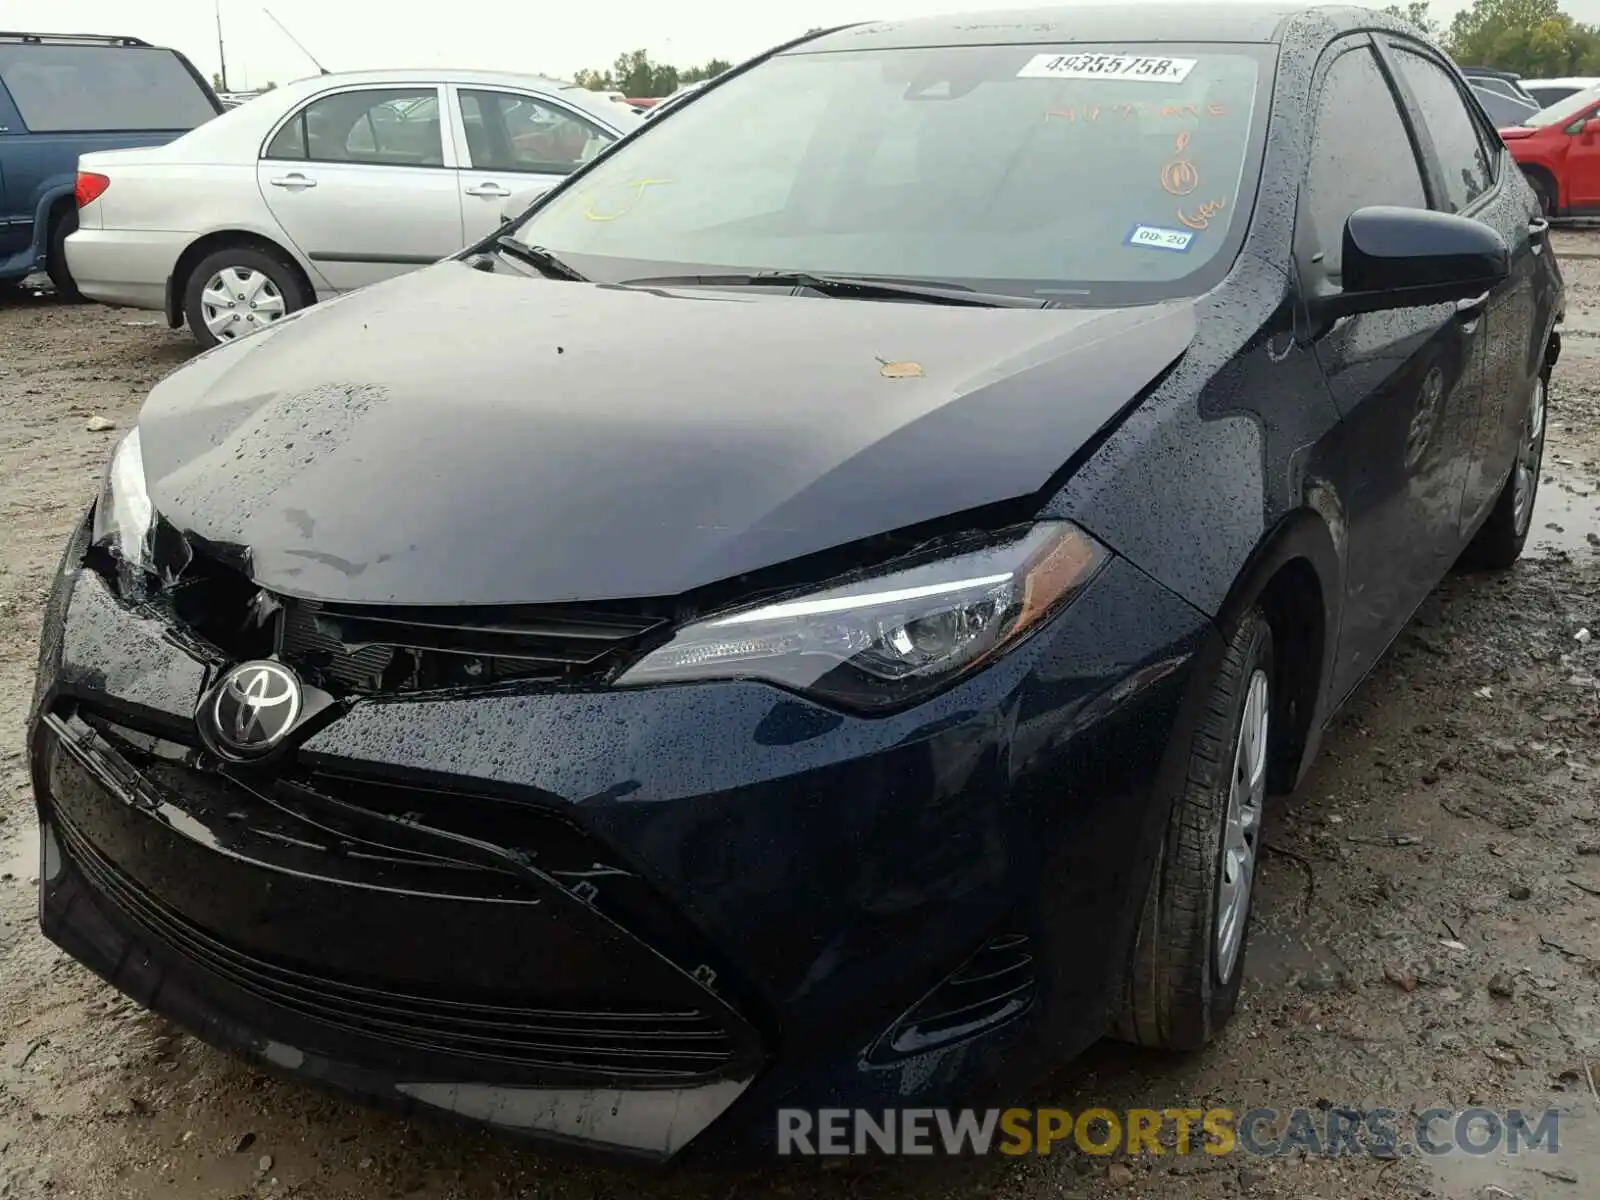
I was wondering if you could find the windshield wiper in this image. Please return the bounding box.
[620,270,1049,308]
[494,236,587,282]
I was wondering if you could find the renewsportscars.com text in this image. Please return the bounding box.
[776,1106,1562,1158]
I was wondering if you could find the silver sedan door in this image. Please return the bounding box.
[257,85,465,292]
[447,86,619,244]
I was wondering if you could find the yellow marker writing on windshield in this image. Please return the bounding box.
[582,178,673,222]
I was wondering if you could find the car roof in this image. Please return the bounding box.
[273,68,580,94]
[257,67,643,128]
[0,31,152,46]
[157,64,639,158]
[798,4,1410,50]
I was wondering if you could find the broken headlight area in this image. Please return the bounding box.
[86,432,245,645]
[87,429,190,599]
[618,521,1109,712]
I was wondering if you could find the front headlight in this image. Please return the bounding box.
[90,429,156,589]
[618,521,1108,711]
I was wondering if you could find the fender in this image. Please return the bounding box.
[162,224,334,327]
[1213,501,1346,793]
[27,182,75,267]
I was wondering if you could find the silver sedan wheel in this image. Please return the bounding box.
[1216,667,1269,985]
[200,266,287,341]
[1511,375,1548,538]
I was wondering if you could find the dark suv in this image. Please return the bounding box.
[0,32,221,297]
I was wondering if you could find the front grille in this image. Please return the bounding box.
[278,598,665,692]
[272,770,757,1011]
[157,550,668,695]
[54,810,740,1082]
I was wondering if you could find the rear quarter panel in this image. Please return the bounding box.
[77,160,331,293]
[2,126,195,268]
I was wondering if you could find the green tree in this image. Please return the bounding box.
[573,66,614,91]
[574,51,732,95]
[1446,0,1600,74]
[1382,2,1442,38]
[611,49,678,97]
[680,58,732,84]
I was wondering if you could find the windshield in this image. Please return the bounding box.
[510,42,1272,304]
[1521,82,1600,127]
[0,44,218,133]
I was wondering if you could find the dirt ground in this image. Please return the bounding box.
[0,239,1597,1200]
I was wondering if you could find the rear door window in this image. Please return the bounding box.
[1390,48,1497,213]
[0,44,217,133]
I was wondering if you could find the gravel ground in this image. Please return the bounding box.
[0,242,1597,1200]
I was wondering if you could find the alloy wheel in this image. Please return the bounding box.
[1512,375,1548,538]
[200,266,287,341]
[1216,667,1269,985]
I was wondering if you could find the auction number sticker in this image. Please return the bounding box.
[1126,225,1195,252]
[1017,53,1197,83]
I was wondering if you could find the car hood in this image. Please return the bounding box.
[137,262,1196,605]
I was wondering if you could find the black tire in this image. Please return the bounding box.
[46,205,84,302]
[1459,371,1549,571]
[182,243,310,349]
[1524,169,1556,217]
[1114,608,1274,1051]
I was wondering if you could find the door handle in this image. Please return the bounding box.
[1455,290,1489,332]
[269,173,317,189]
[1528,216,1549,253]
[464,182,512,198]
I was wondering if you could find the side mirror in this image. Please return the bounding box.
[1584,117,1600,141]
[500,184,553,226]
[1316,206,1509,321]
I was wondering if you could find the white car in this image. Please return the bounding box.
[66,69,642,346]
[1520,76,1600,108]
[646,79,713,119]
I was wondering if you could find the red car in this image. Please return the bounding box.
[1500,84,1600,215]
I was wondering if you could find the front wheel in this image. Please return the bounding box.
[183,245,309,348]
[1114,608,1274,1051]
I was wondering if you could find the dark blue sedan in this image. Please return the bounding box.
[28,2,1561,1163]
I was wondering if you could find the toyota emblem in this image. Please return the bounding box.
[205,661,303,759]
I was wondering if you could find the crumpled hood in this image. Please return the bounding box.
[137,262,1195,605]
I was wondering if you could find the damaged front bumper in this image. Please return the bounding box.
[35,718,755,1157]
[27,510,1216,1161]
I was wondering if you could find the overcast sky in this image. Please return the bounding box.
[14,0,1600,89]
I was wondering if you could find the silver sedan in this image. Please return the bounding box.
[66,69,641,346]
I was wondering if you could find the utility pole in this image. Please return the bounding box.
[215,0,230,92]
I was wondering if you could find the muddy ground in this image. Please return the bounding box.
[0,238,1597,1200]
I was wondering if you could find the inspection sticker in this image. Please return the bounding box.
[1126,224,1195,252]
[1017,53,1197,83]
